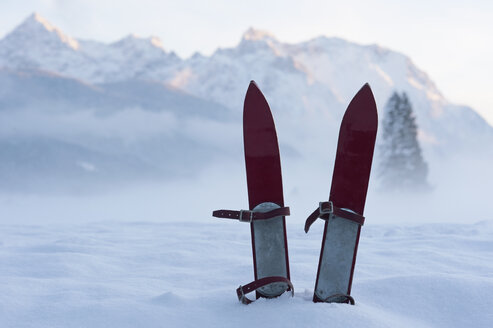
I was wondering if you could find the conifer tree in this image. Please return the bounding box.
[378,91,429,191]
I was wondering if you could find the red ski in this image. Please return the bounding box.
[213,81,293,304]
[304,83,378,304]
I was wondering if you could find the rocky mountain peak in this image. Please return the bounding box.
[4,12,79,50]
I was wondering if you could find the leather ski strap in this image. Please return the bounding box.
[213,206,292,304]
[304,201,365,233]
[236,276,294,305]
[212,207,290,223]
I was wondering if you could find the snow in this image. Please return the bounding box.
[0,13,492,327]
[20,13,79,50]
[1,158,492,327]
[0,14,180,83]
[1,13,492,158]
[242,27,277,42]
[0,216,491,327]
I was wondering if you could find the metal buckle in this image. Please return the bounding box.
[237,285,246,303]
[239,210,253,223]
[319,201,333,216]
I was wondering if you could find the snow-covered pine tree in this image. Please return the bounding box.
[378,91,429,191]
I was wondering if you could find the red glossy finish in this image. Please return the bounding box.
[313,83,377,303]
[329,83,378,214]
[243,81,284,209]
[243,81,290,294]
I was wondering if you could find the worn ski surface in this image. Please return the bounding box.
[243,81,290,299]
[313,83,378,303]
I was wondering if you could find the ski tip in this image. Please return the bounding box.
[341,82,378,130]
[245,80,265,101]
[244,80,271,119]
[353,83,376,107]
[359,83,373,95]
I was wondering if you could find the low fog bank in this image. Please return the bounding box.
[1,104,491,226]
[1,149,491,227]
[0,107,242,194]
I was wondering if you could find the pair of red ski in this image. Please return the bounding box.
[213,81,378,304]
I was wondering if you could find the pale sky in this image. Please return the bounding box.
[1,0,492,125]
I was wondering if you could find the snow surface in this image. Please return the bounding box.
[0,217,491,328]
[1,160,493,327]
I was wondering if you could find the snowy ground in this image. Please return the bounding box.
[1,216,492,328]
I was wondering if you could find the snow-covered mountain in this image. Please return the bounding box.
[2,15,491,148]
[0,68,235,192]
[0,13,491,191]
[0,13,180,83]
[0,67,233,119]
[176,28,492,152]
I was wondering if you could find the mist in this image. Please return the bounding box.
[2,125,491,227]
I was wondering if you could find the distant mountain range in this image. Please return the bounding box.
[0,13,491,192]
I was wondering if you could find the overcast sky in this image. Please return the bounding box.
[1,0,492,125]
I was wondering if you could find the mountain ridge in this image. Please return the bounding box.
[0,13,491,192]
[1,14,490,142]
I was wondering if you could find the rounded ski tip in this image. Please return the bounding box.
[342,81,378,127]
[248,80,259,90]
[246,80,263,98]
[243,79,272,122]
